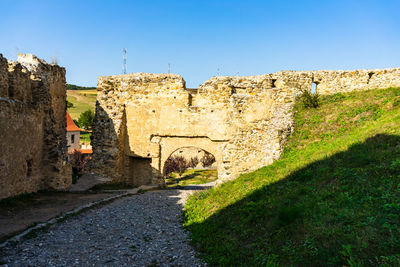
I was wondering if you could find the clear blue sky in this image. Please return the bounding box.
[1,0,399,87]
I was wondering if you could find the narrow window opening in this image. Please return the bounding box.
[26,159,32,178]
[71,134,75,144]
[8,85,14,98]
[311,83,317,94]
[188,94,193,106]
[368,72,374,84]
[271,79,277,88]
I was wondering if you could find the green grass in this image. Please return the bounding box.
[80,132,91,144]
[166,169,218,187]
[67,90,97,120]
[184,87,400,266]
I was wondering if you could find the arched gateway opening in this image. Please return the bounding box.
[93,73,297,186]
[163,147,218,187]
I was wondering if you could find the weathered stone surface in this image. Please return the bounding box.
[91,73,294,185]
[0,54,71,199]
[91,68,400,187]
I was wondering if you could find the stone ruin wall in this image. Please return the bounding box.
[0,54,71,199]
[91,67,400,186]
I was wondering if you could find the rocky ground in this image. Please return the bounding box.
[0,187,208,266]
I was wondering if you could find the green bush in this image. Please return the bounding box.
[78,109,94,130]
[298,89,320,108]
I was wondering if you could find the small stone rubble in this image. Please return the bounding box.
[1,189,206,266]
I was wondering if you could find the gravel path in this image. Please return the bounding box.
[1,188,207,266]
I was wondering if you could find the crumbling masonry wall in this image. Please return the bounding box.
[91,67,400,186]
[0,54,71,199]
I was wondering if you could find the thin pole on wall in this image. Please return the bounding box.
[123,48,127,74]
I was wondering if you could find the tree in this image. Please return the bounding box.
[67,100,74,108]
[164,156,188,177]
[78,109,94,130]
[201,152,216,168]
[188,156,199,169]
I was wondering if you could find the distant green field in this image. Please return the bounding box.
[67,90,97,120]
[66,83,96,90]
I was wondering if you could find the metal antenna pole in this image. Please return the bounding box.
[123,48,127,74]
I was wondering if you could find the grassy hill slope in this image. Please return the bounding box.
[184,87,400,266]
[67,89,97,120]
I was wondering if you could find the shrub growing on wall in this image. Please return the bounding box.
[298,89,320,108]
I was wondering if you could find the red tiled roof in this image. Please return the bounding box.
[66,111,81,132]
[76,149,92,154]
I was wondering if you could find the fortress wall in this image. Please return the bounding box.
[92,73,295,184]
[0,54,71,199]
[271,68,400,94]
[92,67,400,186]
[92,74,187,181]
[0,101,44,197]
[196,76,295,179]
[0,56,8,98]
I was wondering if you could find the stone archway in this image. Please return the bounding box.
[155,136,226,185]
[163,146,214,173]
[162,146,218,186]
[158,137,224,180]
[92,72,297,186]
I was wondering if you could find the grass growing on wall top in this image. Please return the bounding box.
[184,87,400,266]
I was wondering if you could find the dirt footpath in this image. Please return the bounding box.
[0,191,116,242]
